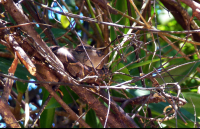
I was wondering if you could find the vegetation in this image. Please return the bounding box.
[0,0,200,128]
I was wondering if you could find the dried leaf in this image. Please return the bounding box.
[8,52,18,74]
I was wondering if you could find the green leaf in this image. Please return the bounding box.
[85,109,102,128]
[43,86,79,109]
[157,60,200,84]
[112,62,132,81]
[149,101,199,128]
[0,57,35,80]
[127,58,165,70]
[110,0,129,40]
[50,28,69,38]
[61,15,70,29]
[16,81,28,93]
[40,108,55,128]
[42,87,60,109]
[64,0,75,7]
[60,86,79,104]
[111,88,134,98]
[182,92,200,119]
[86,0,102,38]
[39,86,79,127]
[126,88,150,97]
[40,87,56,128]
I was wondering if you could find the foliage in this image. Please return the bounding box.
[0,0,200,128]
